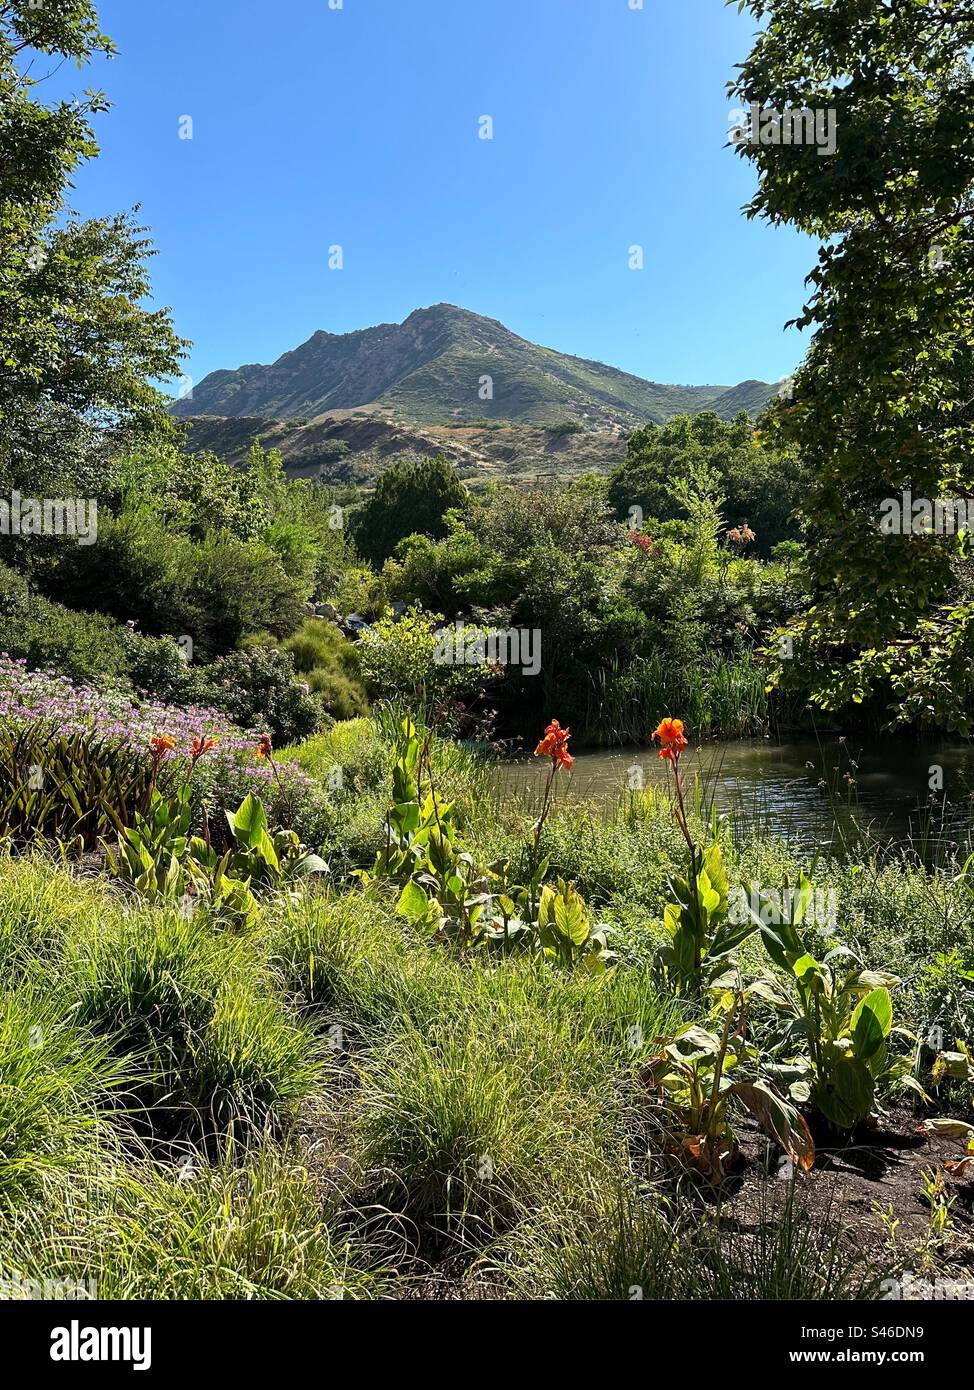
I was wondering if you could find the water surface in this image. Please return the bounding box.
[492,736,974,858]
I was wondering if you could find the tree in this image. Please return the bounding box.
[608,412,806,553]
[354,455,466,568]
[0,0,186,518]
[732,0,974,731]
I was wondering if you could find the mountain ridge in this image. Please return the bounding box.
[171,304,777,429]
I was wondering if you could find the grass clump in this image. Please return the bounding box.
[0,986,124,1208]
[507,1178,881,1302]
[0,1148,382,1301]
[67,903,322,1142]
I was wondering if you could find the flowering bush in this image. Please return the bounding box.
[357,606,493,707]
[0,656,324,842]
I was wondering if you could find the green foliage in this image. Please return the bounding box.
[608,412,806,553]
[362,717,492,946]
[642,1009,814,1185]
[733,0,974,731]
[304,669,366,720]
[584,650,770,745]
[744,873,922,1128]
[282,718,388,799]
[108,788,328,929]
[381,478,792,739]
[354,455,466,567]
[222,792,329,889]
[0,1149,381,1300]
[107,443,266,542]
[356,604,486,707]
[656,842,758,996]
[367,719,612,969]
[193,647,325,744]
[51,513,308,659]
[0,723,153,850]
[68,907,321,1139]
[0,0,186,520]
[281,619,368,719]
[512,1178,879,1300]
[0,986,122,1207]
[0,560,183,687]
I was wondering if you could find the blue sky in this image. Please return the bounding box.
[46,0,813,392]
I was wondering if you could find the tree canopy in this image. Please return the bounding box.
[0,0,186,505]
[608,411,806,553]
[732,0,974,730]
[353,455,467,568]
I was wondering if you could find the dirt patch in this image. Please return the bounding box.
[727,1105,974,1273]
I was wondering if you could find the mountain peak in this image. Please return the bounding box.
[171,308,775,428]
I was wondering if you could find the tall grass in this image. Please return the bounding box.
[66,902,324,1143]
[506,1175,882,1301]
[1,770,952,1300]
[0,986,125,1207]
[581,650,769,745]
[0,1146,383,1300]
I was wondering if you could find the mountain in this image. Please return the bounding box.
[171,304,776,430]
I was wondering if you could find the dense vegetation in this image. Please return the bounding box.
[734,0,974,734]
[2,0,974,1307]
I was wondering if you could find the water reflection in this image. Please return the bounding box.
[492,736,974,859]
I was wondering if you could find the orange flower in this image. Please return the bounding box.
[150,733,177,756]
[190,736,218,761]
[254,732,273,761]
[534,719,574,771]
[652,717,688,763]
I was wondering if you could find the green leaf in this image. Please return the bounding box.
[851,988,893,1064]
[552,884,590,946]
[816,1055,874,1130]
[396,878,431,923]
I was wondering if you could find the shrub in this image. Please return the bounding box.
[283,618,359,676]
[0,562,137,686]
[354,455,466,568]
[191,647,326,745]
[282,619,368,719]
[306,669,367,720]
[51,513,309,659]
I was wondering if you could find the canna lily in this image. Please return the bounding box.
[254,733,273,761]
[652,717,688,763]
[534,719,574,772]
[531,718,573,851]
[148,732,178,801]
[190,735,218,761]
[653,716,700,938]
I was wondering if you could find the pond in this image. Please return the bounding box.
[491,735,974,859]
